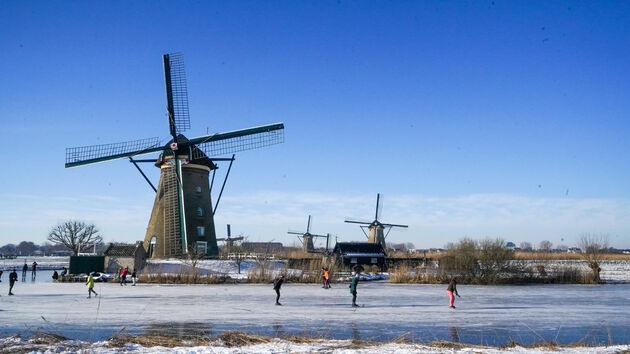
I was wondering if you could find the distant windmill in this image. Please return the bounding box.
[65,53,284,259]
[345,193,408,250]
[288,215,330,253]
[216,224,244,254]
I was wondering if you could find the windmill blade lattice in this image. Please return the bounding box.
[190,123,284,159]
[65,137,162,168]
[165,53,191,134]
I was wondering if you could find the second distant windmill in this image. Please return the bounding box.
[345,193,408,250]
[288,215,330,253]
[216,224,244,254]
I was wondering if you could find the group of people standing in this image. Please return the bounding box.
[17,262,38,281]
[118,267,137,286]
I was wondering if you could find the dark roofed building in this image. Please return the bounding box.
[241,242,284,254]
[104,242,147,273]
[333,242,387,268]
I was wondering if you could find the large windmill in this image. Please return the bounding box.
[288,215,330,253]
[345,194,407,250]
[65,53,284,259]
[216,224,244,254]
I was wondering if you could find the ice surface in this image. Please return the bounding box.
[1,279,629,347]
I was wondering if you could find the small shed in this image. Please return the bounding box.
[104,241,147,273]
[332,242,387,269]
[69,255,104,275]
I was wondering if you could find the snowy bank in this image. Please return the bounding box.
[2,334,629,354]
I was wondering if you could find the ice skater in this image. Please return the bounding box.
[447,276,461,308]
[9,269,17,295]
[86,272,98,298]
[22,263,27,281]
[131,269,137,286]
[0,269,3,282]
[120,267,128,286]
[273,274,284,305]
[322,267,331,288]
[349,272,359,307]
[31,261,38,280]
[52,270,59,281]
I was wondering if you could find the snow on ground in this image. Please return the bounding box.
[143,259,288,280]
[1,335,630,353]
[1,280,630,348]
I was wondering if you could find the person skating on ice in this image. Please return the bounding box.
[273,274,284,305]
[349,272,359,307]
[31,261,38,280]
[22,263,27,282]
[120,267,128,286]
[86,272,98,298]
[322,267,331,288]
[447,276,461,308]
[9,269,18,295]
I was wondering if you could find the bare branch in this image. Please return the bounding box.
[47,220,103,256]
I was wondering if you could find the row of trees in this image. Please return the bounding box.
[0,241,68,256]
[440,234,610,283]
[1,220,103,256]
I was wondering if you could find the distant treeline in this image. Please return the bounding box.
[0,241,106,256]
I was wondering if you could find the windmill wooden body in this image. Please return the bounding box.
[345,194,407,250]
[288,215,330,253]
[65,53,284,259]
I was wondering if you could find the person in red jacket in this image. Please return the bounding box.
[120,267,129,286]
[447,277,461,308]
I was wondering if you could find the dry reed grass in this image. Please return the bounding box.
[514,252,630,261]
[137,272,230,284]
[388,264,442,284]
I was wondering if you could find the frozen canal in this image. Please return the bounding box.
[1,280,629,347]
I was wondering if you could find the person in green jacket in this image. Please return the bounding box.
[86,273,98,298]
[349,272,359,307]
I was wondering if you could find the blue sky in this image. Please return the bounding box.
[1,1,629,249]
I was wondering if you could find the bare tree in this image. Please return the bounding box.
[538,240,553,253]
[520,242,533,252]
[230,242,247,274]
[183,243,206,282]
[47,220,102,256]
[578,233,609,283]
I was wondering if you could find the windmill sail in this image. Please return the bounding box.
[164,53,190,136]
[189,123,284,159]
[65,137,162,168]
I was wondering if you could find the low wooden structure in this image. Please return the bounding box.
[332,242,387,269]
[104,242,147,273]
